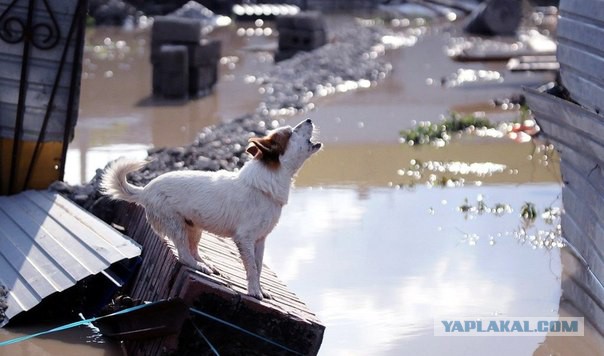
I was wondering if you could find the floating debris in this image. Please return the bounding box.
[457,196,513,220]
[520,202,538,224]
[456,197,564,250]
[441,68,503,88]
[400,112,495,146]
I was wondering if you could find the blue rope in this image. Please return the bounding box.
[0,302,305,356]
[189,307,303,356]
[0,302,153,347]
[191,320,221,356]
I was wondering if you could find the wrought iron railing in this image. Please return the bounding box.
[0,0,87,195]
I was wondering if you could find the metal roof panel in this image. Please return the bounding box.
[0,190,141,326]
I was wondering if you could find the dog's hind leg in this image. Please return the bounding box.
[150,213,215,275]
[185,226,219,275]
[235,238,263,300]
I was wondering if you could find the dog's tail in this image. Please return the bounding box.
[100,158,147,204]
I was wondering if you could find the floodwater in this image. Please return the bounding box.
[3,13,603,356]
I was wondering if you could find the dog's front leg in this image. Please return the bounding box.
[235,238,263,300]
[254,237,271,300]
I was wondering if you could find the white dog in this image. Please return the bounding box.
[100,119,322,299]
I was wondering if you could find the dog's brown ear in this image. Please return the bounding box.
[247,137,273,158]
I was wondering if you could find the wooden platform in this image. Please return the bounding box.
[113,202,324,355]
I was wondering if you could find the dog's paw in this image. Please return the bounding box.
[196,262,220,276]
[261,289,272,300]
[248,289,264,301]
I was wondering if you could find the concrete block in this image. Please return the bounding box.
[157,45,189,98]
[189,65,218,96]
[151,39,221,67]
[292,11,326,31]
[464,0,522,36]
[274,49,298,62]
[278,28,327,51]
[275,14,296,30]
[152,16,202,44]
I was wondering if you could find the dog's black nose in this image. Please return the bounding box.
[305,118,312,124]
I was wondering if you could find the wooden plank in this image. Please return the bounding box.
[558,40,604,83]
[559,0,604,24]
[557,13,604,113]
[557,143,604,203]
[562,276,604,335]
[561,183,604,264]
[561,248,604,312]
[562,212,604,285]
[559,68,604,114]
[524,88,604,165]
[558,17,604,55]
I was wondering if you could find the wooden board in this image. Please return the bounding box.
[558,0,604,113]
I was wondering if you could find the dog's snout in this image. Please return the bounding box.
[294,118,313,131]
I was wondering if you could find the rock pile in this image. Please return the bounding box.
[257,22,392,116]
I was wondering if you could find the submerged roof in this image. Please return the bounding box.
[0,190,141,326]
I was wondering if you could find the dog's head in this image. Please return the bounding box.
[247,119,322,171]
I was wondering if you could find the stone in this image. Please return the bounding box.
[278,28,327,51]
[157,45,189,98]
[152,16,203,45]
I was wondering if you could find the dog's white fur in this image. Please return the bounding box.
[100,119,321,300]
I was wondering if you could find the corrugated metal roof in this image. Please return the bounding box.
[0,190,141,326]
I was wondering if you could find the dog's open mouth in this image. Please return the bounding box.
[310,135,322,150]
[310,127,322,150]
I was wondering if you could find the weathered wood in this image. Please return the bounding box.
[117,202,325,355]
[524,88,604,167]
[558,1,604,113]
[559,0,604,23]
[560,248,604,335]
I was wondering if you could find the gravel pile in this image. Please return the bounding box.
[53,19,392,215]
[255,22,392,117]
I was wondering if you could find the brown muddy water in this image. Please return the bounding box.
[3,14,603,356]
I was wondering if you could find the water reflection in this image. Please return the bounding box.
[265,185,562,355]
[0,323,121,355]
